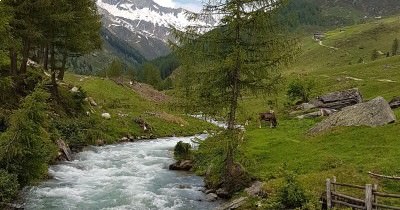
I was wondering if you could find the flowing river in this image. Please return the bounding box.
[23,134,221,210]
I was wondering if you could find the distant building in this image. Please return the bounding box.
[313,32,325,40]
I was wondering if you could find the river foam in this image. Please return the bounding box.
[24,135,219,210]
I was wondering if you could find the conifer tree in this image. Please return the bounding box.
[172,0,299,192]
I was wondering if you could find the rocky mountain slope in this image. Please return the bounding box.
[96,0,216,60]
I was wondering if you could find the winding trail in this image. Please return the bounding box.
[318,40,339,50]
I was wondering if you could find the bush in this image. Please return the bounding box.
[174,141,192,160]
[287,77,316,104]
[278,171,308,209]
[0,170,19,203]
[0,88,57,186]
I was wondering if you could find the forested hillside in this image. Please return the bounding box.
[0,0,213,206]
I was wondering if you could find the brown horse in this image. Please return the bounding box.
[259,111,278,128]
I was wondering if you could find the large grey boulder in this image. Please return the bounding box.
[312,88,363,110]
[309,97,396,134]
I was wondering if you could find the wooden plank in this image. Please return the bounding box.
[374,192,400,199]
[331,191,364,203]
[365,184,373,210]
[374,203,400,210]
[327,179,332,209]
[332,200,365,209]
[368,172,400,180]
[373,184,378,210]
[333,182,365,189]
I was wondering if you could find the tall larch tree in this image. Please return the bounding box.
[172,0,299,192]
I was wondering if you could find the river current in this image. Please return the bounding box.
[24,134,220,210]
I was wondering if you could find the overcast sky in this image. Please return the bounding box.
[153,0,203,12]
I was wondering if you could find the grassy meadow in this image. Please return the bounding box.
[63,73,216,140]
[193,15,400,208]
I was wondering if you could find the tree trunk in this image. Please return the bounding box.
[9,47,18,76]
[19,40,30,74]
[57,52,68,81]
[50,43,58,96]
[225,0,242,178]
[44,44,49,70]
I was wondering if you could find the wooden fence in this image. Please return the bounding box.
[325,177,400,210]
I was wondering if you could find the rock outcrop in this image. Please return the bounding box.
[244,181,264,197]
[56,139,72,161]
[309,97,396,133]
[312,88,363,110]
[217,197,248,210]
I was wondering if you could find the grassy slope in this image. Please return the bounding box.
[64,73,215,140]
[233,16,400,205]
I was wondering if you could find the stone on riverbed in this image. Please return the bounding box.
[169,160,193,171]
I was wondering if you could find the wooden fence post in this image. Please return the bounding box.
[365,184,373,210]
[326,178,332,209]
[333,176,337,192]
[373,184,378,210]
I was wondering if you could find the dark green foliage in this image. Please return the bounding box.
[99,59,124,78]
[193,133,225,188]
[392,38,399,56]
[0,88,57,186]
[173,141,192,160]
[54,117,109,147]
[142,63,162,89]
[278,171,308,209]
[161,78,173,90]
[0,169,19,203]
[276,0,323,29]
[287,77,316,103]
[150,53,180,79]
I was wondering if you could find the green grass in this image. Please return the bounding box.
[193,15,400,207]
[64,73,216,140]
[237,109,400,205]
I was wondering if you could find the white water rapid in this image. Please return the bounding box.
[24,134,221,210]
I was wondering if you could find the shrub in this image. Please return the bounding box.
[0,88,57,186]
[0,170,19,203]
[287,77,316,103]
[278,171,308,209]
[174,141,192,160]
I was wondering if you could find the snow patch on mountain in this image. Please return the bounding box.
[97,0,214,35]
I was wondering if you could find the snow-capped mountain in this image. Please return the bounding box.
[96,0,216,59]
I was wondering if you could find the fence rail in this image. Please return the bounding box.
[325,177,400,210]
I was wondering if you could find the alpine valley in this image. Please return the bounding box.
[69,0,217,74]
